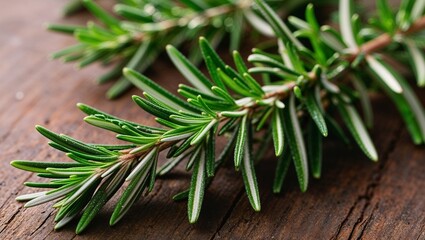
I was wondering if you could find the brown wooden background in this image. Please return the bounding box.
[0,1,424,239]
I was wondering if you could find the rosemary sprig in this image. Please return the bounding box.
[48,0,309,99]
[12,0,425,234]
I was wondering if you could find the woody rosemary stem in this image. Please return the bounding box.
[133,0,252,41]
[348,15,425,61]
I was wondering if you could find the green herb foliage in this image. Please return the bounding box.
[12,0,425,234]
[50,0,307,99]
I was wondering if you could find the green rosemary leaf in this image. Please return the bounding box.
[65,153,101,166]
[166,45,213,94]
[188,147,206,223]
[320,25,346,51]
[179,84,223,102]
[271,108,285,156]
[115,135,158,145]
[233,51,248,75]
[256,107,273,131]
[336,97,378,161]
[211,86,237,105]
[82,0,121,29]
[11,160,82,173]
[66,150,118,162]
[24,182,65,188]
[339,0,357,49]
[169,115,212,125]
[59,134,107,155]
[62,0,84,16]
[241,131,261,211]
[78,51,108,68]
[248,67,292,79]
[36,126,93,154]
[404,39,425,87]
[199,37,227,74]
[242,73,265,96]
[248,54,290,72]
[217,68,252,97]
[100,162,122,178]
[253,0,302,48]
[304,89,328,136]
[132,95,177,120]
[172,134,197,157]
[83,116,126,134]
[288,16,310,30]
[283,42,305,73]
[16,191,48,202]
[230,10,244,51]
[205,56,226,90]
[243,8,274,36]
[305,4,320,32]
[304,4,327,64]
[234,114,248,169]
[272,145,291,194]
[221,109,248,118]
[50,44,85,60]
[37,173,69,179]
[24,183,81,208]
[320,72,340,94]
[397,0,415,30]
[411,0,425,20]
[46,167,94,176]
[371,68,425,144]
[377,0,395,32]
[172,189,190,201]
[78,103,164,133]
[206,130,215,177]
[179,0,207,11]
[366,55,403,93]
[124,68,199,113]
[283,95,309,192]
[190,119,218,145]
[89,144,136,151]
[47,24,83,34]
[162,125,201,142]
[307,121,323,179]
[114,4,153,22]
[148,154,158,192]
[194,95,216,116]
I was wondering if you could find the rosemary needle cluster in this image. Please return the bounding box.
[12,0,425,234]
[49,0,306,99]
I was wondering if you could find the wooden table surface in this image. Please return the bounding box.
[0,1,424,239]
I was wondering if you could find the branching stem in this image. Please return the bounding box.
[349,16,425,60]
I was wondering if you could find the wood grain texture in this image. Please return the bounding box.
[0,1,424,239]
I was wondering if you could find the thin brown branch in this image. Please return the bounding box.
[348,16,425,61]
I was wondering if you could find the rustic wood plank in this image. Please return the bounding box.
[0,0,424,239]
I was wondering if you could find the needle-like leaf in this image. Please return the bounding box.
[336,98,378,161]
[241,132,261,211]
[283,95,309,192]
[188,148,206,223]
